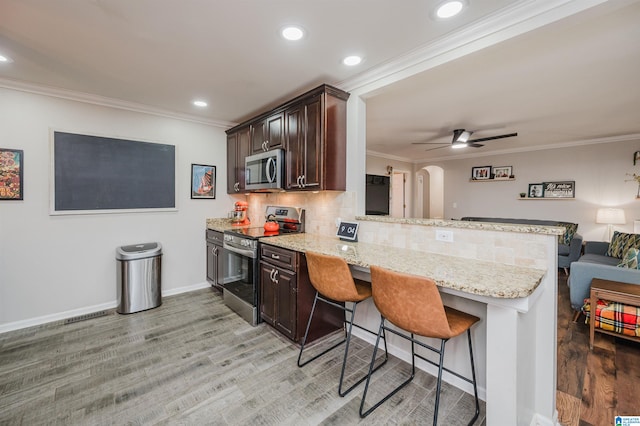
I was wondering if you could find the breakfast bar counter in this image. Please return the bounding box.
[259,233,545,299]
[260,230,558,426]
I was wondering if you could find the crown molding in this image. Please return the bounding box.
[0,77,236,129]
[339,0,607,96]
[368,134,640,165]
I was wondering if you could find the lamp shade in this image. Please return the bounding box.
[596,208,626,225]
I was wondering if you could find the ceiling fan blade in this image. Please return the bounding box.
[424,145,449,152]
[468,132,518,143]
[411,141,449,145]
[468,143,484,148]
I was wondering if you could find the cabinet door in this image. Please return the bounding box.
[236,126,251,192]
[252,113,284,153]
[265,113,284,151]
[226,133,238,194]
[274,268,296,339]
[260,262,277,326]
[206,241,216,283]
[284,104,304,189]
[301,95,322,189]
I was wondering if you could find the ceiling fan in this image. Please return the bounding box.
[412,129,518,152]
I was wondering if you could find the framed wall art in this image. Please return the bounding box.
[492,166,512,180]
[528,183,544,198]
[0,148,24,200]
[191,164,216,199]
[471,166,491,180]
[543,181,575,198]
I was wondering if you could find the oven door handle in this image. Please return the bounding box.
[223,243,257,259]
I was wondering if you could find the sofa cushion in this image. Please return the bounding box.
[607,231,640,259]
[618,248,640,269]
[577,253,620,267]
[556,222,578,246]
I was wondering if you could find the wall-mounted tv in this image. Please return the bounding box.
[365,174,390,215]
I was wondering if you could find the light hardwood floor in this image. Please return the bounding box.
[556,273,640,426]
[0,288,485,425]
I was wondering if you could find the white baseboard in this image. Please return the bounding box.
[0,281,213,334]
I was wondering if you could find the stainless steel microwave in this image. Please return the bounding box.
[244,149,284,191]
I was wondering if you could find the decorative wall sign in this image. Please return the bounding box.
[528,183,544,198]
[337,221,359,242]
[191,164,216,199]
[543,181,575,198]
[0,148,23,200]
[471,166,491,180]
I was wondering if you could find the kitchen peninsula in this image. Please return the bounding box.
[257,216,560,426]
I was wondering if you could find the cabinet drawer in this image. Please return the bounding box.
[260,244,297,270]
[206,229,224,245]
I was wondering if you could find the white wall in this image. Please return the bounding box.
[0,88,235,329]
[417,139,640,241]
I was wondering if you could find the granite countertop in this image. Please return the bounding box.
[259,233,546,299]
[206,218,244,232]
[356,215,564,235]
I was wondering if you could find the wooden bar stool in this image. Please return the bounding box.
[359,266,480,425]
[297,251,388,397]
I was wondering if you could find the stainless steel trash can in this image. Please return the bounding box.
[116,242,162,314]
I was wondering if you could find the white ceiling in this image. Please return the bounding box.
[1,0,639,162]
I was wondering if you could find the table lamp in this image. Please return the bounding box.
[596,208,626,241]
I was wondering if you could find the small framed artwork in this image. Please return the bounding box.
[471,166,491,180]
[191,164,216,199]
[492,166,512,180]
[0,148,24,200]
[543,181,575,198]
[528,183,544,198]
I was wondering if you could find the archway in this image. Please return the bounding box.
[417,165,444,219]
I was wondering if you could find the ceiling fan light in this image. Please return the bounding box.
[451,142,467,149]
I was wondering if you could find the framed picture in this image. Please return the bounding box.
[492,166,512,180]
[471,166,491,180]
[0,148,24,200]
[528,183,544,198]
[191,164,216,199]
[543,181,575,198]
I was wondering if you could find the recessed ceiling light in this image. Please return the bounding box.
[0,54,13,63]
[435,1,465,19]
[343,55,362,66]
[281,26,304,41]
[193,100,208,107]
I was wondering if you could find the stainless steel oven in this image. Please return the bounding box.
[222,233,259,325]
[222,205,304,326]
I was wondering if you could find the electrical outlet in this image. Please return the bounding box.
[436,230,454,242]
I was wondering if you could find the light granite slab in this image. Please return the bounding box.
[259,233,546,299]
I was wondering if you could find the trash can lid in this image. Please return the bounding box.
[116,242,162,260]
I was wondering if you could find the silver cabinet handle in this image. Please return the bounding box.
[300,175,306,188]
[271,254,280,259]
[273,269,279,284]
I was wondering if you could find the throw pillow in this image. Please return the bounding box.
[618,248,640,269]
[607,231,640,259]
[556,222,578,246]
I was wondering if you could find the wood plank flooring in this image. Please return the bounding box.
[0,288,485,425]
[556,272,640,426]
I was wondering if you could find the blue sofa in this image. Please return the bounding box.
[568,241,640,313]
[460,217,583,273]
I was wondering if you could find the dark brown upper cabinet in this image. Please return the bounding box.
[226,84,349,193]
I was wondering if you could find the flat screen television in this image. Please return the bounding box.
[365,174,390,215]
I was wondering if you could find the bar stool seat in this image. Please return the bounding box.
[297,251,388,397]
[359,265,480,425]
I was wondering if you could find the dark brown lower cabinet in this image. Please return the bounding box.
[260,244,344,343]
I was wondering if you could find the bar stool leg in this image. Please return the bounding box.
[467,329,480,424]
[360,319,415,418]
[297,291,346,368]
[433,339,447,426]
